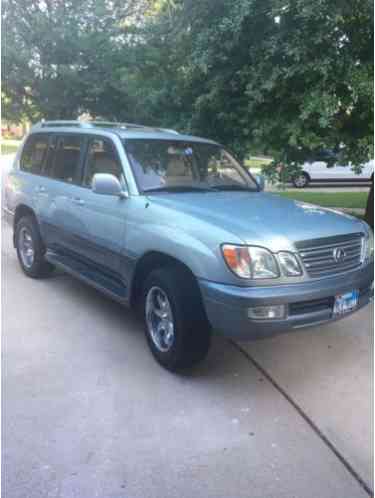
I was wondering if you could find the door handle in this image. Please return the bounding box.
[35,186,47,193]
[71,197,85,206]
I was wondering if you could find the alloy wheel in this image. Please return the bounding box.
[145,286,175,352]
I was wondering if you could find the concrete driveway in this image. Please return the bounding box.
[2,220,373,498]
[1,153,373,497]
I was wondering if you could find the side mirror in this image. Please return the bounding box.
[92,173,128,198]
[255,174,265,191]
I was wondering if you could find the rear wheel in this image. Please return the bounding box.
[15,216,54,278]
[141,266,211,371]
[292,172,310,188]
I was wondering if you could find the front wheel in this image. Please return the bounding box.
[141,266,211,371]
[15,216,54,278]
[292,172,310,188]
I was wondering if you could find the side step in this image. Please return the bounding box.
[45,250,129,305]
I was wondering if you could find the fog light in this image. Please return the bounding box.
[248,304,286,320]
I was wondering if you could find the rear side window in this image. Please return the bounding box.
[20,135,49,175]
[83,137,125,187]
[49,135,84,183]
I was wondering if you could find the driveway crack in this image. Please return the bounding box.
[230,340,373,497]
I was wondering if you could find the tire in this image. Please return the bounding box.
[292,172,310,188]
[15,215,54,278]
[141,266,211,371]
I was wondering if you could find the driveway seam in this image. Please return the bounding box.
[229,340,373,497]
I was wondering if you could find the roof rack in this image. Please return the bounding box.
[32,120,144,129]
[86,121,147,129]
[33,120,86,128]
[32,120,179,134]
[158,128,180,135]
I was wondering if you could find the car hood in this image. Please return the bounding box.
[146,191,366,251]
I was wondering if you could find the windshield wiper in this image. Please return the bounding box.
[143,185,214,193]
[210,184,255,192]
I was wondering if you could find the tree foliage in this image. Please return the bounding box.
[2,0,373,167]
[153,0,373,165]
[2,0,148,121]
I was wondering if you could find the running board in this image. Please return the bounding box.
[45,250,129,305]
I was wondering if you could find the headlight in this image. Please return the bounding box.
[222,245,279,279]
[278,252,303,276]
[362,229,374,262]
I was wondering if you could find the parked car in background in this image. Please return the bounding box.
[4,122,374,371]
[292,150,374,188]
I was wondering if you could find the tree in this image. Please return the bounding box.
[2,0,373,225]
[142,0,374,225]
[1,0,148,121]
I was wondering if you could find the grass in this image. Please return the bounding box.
[278,191,368,209]
[245,157,273,169]
[1,139,22,155]
[1,143,20,155]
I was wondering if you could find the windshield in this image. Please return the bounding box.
[123,139,258,193]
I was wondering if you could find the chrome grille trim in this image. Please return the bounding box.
[296,233,364,278]
[299,239,362,253]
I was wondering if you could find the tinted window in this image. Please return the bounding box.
[307,149,338,163]
[20,135,49,175]
[83,137,125,187]
[49,135,84,183]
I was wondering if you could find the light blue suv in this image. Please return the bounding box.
[4,121,374,371]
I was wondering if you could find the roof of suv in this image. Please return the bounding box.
[31,120,218,145]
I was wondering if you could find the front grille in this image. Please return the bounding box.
[296,233,363,278]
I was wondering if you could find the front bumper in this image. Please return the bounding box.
[199,263,373,340]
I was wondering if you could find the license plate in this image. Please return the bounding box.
[333,290,359,316]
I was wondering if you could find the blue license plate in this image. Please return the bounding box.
[333,290,359,315]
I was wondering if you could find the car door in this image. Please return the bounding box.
[64,135,128,279]
[303,160,328,180]
[303,150,338,181]
[40,133,87,253]
[329,158,373,181]
[325,162,356,181]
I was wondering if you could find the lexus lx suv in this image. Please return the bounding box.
[4,121,374,371]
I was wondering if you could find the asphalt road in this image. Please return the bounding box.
[2,220,373,498]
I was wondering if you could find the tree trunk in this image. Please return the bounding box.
[364,176,374,228]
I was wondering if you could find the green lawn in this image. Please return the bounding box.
[278,191,368,209]
[245,157,273,169]
[1,144,19,155]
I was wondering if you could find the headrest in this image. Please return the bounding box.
[167,156,187,177]
[92,153,119,177]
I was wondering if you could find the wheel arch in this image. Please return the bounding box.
[130,251,202,308]
[13,204,38,247]
[293,170,310,187]
[302,170,311,181]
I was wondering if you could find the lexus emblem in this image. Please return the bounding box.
[333,247,346,262]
